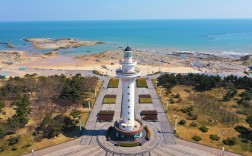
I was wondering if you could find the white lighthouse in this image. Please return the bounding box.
[116,46,140,132]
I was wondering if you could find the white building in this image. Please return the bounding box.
[116,46,140,132]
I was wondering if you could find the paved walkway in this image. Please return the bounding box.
[146,79,176,145]
[23,77,241,156]
[80,78,110,145]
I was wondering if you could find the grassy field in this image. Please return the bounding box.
[0,110,90,156]
[156,82,252,156]
[103,98,116,104]
[139,98,152,103]
[108,78,119,88]
[136,78,148,88]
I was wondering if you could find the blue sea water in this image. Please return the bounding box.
[0,19,252,56]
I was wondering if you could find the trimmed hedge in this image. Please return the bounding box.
[106,126,113,140]
[118,142,140,147]
[145,126,151,140]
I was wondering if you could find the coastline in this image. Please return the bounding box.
[0,46,249,78]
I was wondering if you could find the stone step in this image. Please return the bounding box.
[73,146,103,156]
[162,145,215,156]
[105,151,114,156]
[151,149,172,156]
[43,145,95,156]
[142,151,151,156]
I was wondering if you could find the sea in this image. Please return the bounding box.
[0,19,252,57]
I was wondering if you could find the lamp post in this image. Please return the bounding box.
[32,149,34,156]
[220,130,225,142]
[165,98,169,113]
[222,147,225,156]
[78,115,82,132]
[88,99,91,112]
[174,115,178,133]
[159,87,162,99]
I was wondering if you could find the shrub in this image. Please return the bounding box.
[223,137,237,146]
[0,147,4,152]
[234,125,250,135]
[246,115,252,128]
[199,126,209,133]
[7,136,20,146]
[223,89,237,101]
[11,146,17,151]
[69,110,81,118]
[209,135,220,141]
[187,113,198,120]
[190,122,198,127]
[34,134,43,142]
[174,93,180,98]
[179,119,186,125]
[22,143,31,148]
[174,132,179,138]
[181,106,193,114]
[184,89,191,93]
[192,135,201,142]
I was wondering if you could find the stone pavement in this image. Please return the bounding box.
[23,77,241,156]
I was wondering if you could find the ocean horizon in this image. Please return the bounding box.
[0,19,252,56]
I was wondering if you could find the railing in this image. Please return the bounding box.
[116,69,140,75]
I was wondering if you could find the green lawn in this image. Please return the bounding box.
[108,78,119,88]
[139,98,152,103]
[136,78,148,88]
[103,98,116,104]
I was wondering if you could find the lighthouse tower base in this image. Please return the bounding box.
[114,119,144,141]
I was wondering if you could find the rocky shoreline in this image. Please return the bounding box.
[23,38,105,50]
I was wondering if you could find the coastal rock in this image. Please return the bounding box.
[44,51,58,56]
[0,42,15,48]
[23,38,105,50]
[240,55,252,65]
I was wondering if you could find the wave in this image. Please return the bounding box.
[206,32,252,40]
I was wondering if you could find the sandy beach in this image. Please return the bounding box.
[0,46,249,78]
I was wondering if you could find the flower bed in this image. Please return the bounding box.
[117,142,140,147]
[108,78,119,88]
[103,95,117,104]
[136,78,148,88]
[139,94,152,103]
